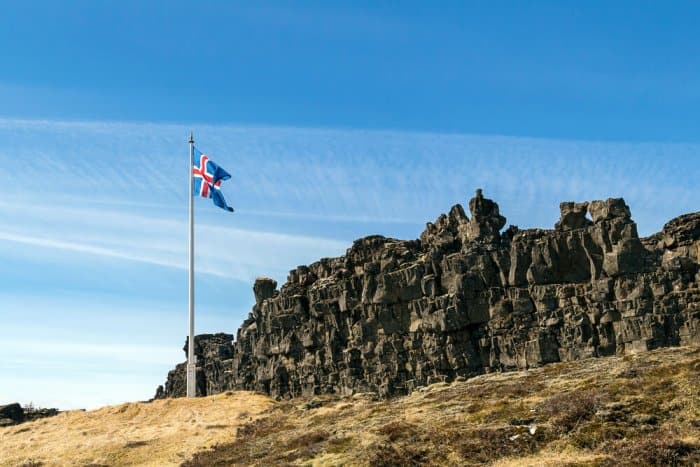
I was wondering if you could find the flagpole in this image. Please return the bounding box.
[186,131,196,397]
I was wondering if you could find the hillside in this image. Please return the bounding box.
[3,345,699,466]
[0,392,274,466]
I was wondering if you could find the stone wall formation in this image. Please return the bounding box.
[156,190,700,400]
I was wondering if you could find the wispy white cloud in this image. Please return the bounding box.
[2,117,697,236]
[0,229,186,271]
[0,202,348,282]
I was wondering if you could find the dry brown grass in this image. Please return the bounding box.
[0,391,275,466]
[3,346,700,466]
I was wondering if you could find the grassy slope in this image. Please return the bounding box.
[0,392,274,466]
[3,346,700,466]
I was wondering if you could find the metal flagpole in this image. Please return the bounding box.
[186,132,196,397]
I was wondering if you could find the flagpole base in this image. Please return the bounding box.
[186,361,197,397]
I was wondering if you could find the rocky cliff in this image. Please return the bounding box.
[156,191,700,400]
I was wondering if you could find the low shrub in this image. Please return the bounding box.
[539,389,605,432]
[601,430,696,466]
[285,429,329,449]
[375,421,419,442]
[364,442,426,467]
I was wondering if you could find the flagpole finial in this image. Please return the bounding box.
[189,131,194,144]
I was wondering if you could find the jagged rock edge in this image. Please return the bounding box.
[155,190,700,400]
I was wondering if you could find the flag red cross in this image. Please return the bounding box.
[192,154,221,197]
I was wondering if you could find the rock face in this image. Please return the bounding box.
[154,333,235,398]
[157,191,700,400]
[0,403,24,426]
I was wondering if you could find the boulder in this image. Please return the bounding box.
[466,189,506,244]
[555,201,591,231]
[0,403,24,425]
[253,278,278,304]
[588,198,631,223]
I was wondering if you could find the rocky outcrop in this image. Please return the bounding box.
[0,403,59,426]
[0,403,24,426]
[555,202,591,231]
[157,191,700,400]
[154,333,235,398]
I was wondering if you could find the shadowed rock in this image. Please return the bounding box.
[0,403,24,426]
[253,278,278,304]
[556,201,592,231]
[155,333,235,398]
[466,188,507,244]
[589,198,631,223]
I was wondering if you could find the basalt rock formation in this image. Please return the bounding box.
[156,191,700,400]
[154,333,235,399]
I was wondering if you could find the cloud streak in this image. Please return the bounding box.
[0,202,348,282]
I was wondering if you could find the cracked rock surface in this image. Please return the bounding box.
[156,191,700,400]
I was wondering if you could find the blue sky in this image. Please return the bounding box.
[1,2,699,409]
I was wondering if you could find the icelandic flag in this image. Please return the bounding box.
[192,148,234,212]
